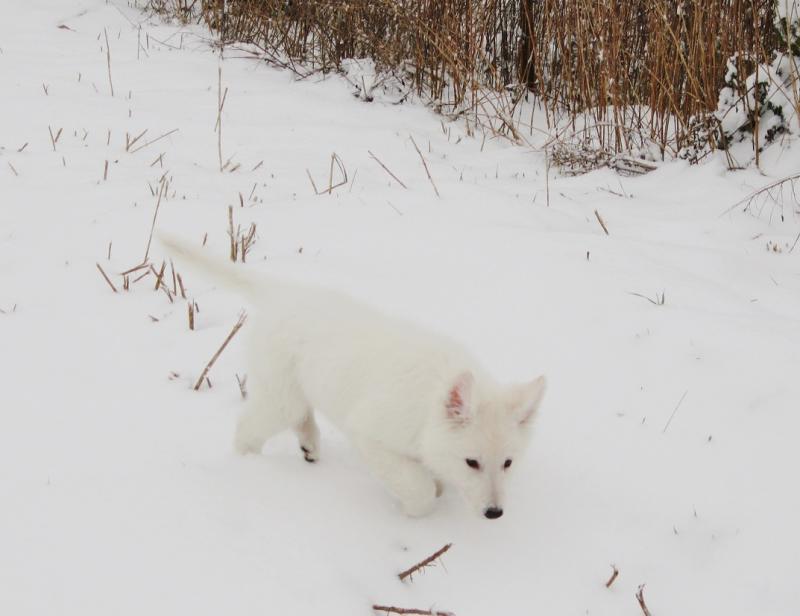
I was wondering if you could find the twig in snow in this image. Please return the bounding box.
[605,565,619,588]
[216,63,228,172]
[194,312,247,391]
[373,606,453,616]
[369,150,407,189]
[128,128,179,154]
[635,585,653,616]
[594,209,610,235]
[662,390,688,433]
[398,543,452,582]
[789,231,800,254]
[143,177,167,263]
[96,263,118,293]
[326,152,348,193]
[721,172,800,216]
[409,135,439,197]
[104,28,114,97]
[236,373,248,399]
[125,129,148,152]
[48,126,63,151]
[629,291,666,306]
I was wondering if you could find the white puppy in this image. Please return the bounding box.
[163,236,547,519]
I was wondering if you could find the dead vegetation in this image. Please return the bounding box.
[398,543,452,582]
[151,0,778,167]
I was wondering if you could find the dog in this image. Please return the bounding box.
[162,235,547,519]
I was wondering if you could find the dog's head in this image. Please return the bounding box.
[422,371,547,520]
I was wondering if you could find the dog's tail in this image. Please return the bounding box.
[158,232,260,298]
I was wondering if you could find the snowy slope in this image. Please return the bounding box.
[2,2,800,615]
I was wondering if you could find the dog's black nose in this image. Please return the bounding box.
[484,507,503,519]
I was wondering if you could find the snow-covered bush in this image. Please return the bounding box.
[716,1,800,164]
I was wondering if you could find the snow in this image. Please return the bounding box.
[2,1,800,615]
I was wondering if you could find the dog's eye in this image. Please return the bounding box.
[465,458,481,470]
[503,459,512,469]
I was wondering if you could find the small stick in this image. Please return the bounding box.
[369,150,408,189]
[662,390,688,433]
[104,28,114,97]
[635,585,653,616]
[193,312,247,391]
[103,159,109,181]
[125,128,148,152]
[372,606,453,616]
[120,262,149,276]
[398,543,452,582]
[306,169,320,194]
[169,260,177,294]
[96,263,118,293]
[216,64,227,172]
[107,241,112,260]
[235,373,248,399]
[605,565,619,588]
[143,179,167,263]
[789,231,800,254]
[128,128,179,154]
[152,261,166,291]
[176,273,186,299]
[48,126,63,151]
[17,142,28,153]
[8,162,18,176]
[187,302,195,331]
[594,209,610,235]
[410,136,439,197]
[132,270,150,284]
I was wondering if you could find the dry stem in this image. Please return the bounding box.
[409,136,439,197]
[605,565,619,588]
[104,28,114,97]
[635,585,653,616]
[594,209,610,235]
[193,312,247,391]
[96,263,118,293]
[398,543,452,582]
[369,150,407,189]
[373,606,453,616]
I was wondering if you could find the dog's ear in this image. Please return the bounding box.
[445,372,474,424]
[509,375,547,426]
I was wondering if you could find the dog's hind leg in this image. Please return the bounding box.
[234,376,310,456]
[293,412,320,463]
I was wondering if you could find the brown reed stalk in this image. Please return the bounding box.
[373,607,453,616]
[154,0,779,158]
[193,312,247,391]
[398,543,452,582]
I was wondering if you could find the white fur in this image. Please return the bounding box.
[161,234,547,518]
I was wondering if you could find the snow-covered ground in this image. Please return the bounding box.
[2,2,800,615]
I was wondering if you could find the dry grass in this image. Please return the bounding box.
[194,312,248,391]
[148,0,779,160]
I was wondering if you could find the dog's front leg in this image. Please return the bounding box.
[355,438,438,517]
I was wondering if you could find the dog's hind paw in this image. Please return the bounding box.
[300,445,318,463]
